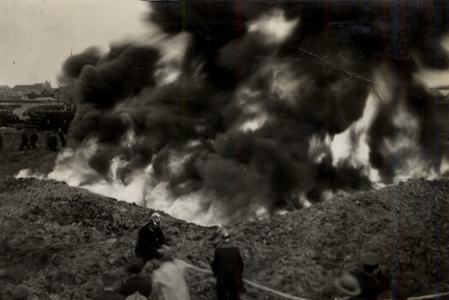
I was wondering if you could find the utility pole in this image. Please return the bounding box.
[64,91,67,111]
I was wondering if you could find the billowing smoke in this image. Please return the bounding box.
[58,46,102,86]
[50,0,449,225]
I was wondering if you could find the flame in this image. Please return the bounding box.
[44,138,277,226]
[15,169,46,180]
[442,156,449,176]
[45,140,232,225]
[380,103,438,183]
[145,182,231,225]
[330,92,382,183]
[308,135,331,164]
[240,115,268,132]
[48,140,101,186]
[307,70,446,192]
[248,9,299,45]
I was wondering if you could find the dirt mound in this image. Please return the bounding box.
[1,176,448,300]
[0,131,448,299]
[0,177,213,299]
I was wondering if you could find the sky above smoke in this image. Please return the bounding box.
[45,0,449,225]
[2,1,449,89]
[0,0,149,86]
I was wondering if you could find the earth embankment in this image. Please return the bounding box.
[0,130,448,299]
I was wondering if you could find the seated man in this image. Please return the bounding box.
[135,213,166,262]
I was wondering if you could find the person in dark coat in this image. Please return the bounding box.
[19,129,30,150]
[61,120,68,134]
[30,132,38,149]
[117,258,152,298]
[0,265,9,300]
[135,213,166,262]
[46,133,58,151]
[336,253,390,300]
[211,229,244,300]
[353,253,390,300]
[44,118,52,131]
[92,271,125,300]
[57,128,66,148]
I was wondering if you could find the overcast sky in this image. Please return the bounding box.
[1,0,449,90]
[0,0,150,87]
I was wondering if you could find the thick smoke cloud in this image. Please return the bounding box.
[61,47,103,79]
[58,47,102,86]
[57,0,449,224]
[78,43,159,109]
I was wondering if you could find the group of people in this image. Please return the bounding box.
[18,128,66,151]
[19,129,38,151]
[0,209,391,300]
[93,213,244,300]
[93,212,390,300]
[0,197,390,300]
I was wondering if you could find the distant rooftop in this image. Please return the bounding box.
[12,81,52,92]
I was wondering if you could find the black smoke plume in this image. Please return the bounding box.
[57,0,449,224]
[62,47,102,79]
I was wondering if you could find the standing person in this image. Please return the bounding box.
[57,128,66,148]
[117,258,152,298]
[30,132,38,149]
[46,132,58,151]
[92,271,125,300]
[211,229,244,300]
[355,253,390,300]
[135,213,166,262]
[19,129,30,151]
[44,117,51,131]
[151,250,191,300]
[0,265,9,300]
[61,119,68,134]
[0,133,3,152]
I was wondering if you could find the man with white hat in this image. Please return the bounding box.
[135,212,166,262]
[348,253,390,300]
[334,273,362,299]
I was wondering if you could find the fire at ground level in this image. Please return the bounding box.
[12,99,449,226]
[40,81,449,227]
[0,129,448,299]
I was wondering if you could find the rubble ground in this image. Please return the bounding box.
[1,130,448,300]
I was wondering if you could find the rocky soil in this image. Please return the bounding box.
[1,129,448,300]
